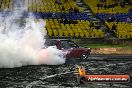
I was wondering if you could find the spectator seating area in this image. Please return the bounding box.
[0,0,104,38]
[105,22,132,39]
[83,0,132,14]
[0,0,12,11]
[0,0,131,39]
[27,0,83,13]
[83,0,132,39]
[0,0,84,13]
[46,19,104,38]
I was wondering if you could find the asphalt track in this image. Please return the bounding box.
[0,54,132,88]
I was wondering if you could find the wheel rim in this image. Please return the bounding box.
[82,54,88,59]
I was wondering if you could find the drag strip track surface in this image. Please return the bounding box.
[0,55,132,88]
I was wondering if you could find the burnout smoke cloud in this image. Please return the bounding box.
[0,0,65,68]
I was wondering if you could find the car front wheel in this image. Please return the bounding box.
[80,52,89,60]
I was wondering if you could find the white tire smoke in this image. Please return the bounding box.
[0,0,66,68]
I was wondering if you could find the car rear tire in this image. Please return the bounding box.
[80,53,89,60]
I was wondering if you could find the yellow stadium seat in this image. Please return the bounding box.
[47,29,52,37]
[58,30,63,37]
[75,32,79,37]
[84,0,132,14]
[90,32,95,38]
[99,33,104,38]
[95,32,99,38]
[126,34,131,39]
[63,30,69,37]
[53,29,58,37]
[84,31,89,37]
[69,30,74,37]
[80,32,84,37]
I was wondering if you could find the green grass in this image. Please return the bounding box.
[83,44,132,48]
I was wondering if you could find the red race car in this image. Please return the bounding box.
[46,39,91,60]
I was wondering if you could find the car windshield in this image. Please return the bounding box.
[61,40,79,49]
[68,41,78,47]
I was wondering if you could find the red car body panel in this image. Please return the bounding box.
[66,48,88,58]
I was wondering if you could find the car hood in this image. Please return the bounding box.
[78,46,91,50]
[63,47,91,52]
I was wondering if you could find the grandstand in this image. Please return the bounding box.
[84,0,132,39]
[0,0,132,40]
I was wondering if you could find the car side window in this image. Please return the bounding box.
[67,41,78,48]
[61,41,71,49]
